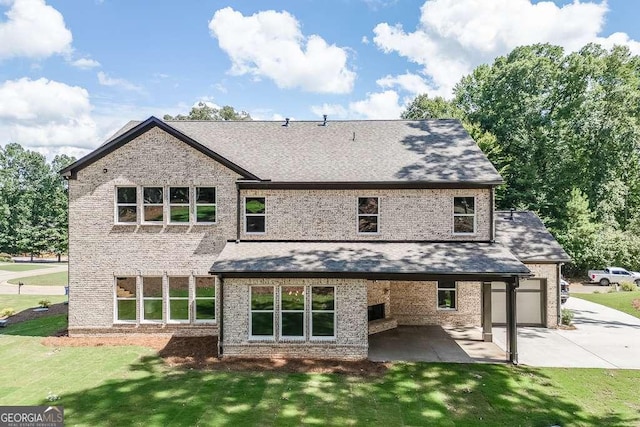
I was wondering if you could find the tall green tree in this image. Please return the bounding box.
[164,102,251,121]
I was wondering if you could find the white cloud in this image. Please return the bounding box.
[97,71,142,92]
[208,7,356,94]
[372,0,638,97]
[0,0,72,60]
[0,77,99,150]
[310,90,404,120]
[70,57,101,69]
[376,73,431,95]
[361,36,370,45]
[310,103,348,118]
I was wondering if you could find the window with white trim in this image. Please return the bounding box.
[280,286,305,339]
[358,197,379,233]
[195,277,216,322]
[169,187,190,223]
[116,187,137,224]
[453,196,475,234]
[168,276,189,322]
[142,276,163,321]
[196,187,216,223]
[311,286,335,338]
[250,286,274,338]
[245,197,266,233]
[115,276,137,322]
[143,187,164,223]
[437,281,457,310]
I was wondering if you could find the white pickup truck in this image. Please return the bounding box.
[588,267,640,286]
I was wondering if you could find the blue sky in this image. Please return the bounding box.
[1,0,639,159]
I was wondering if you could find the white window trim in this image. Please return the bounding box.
[167,276,190,324]
[279,286,306,341]
[114,186,138,225]
[195,187,217,225]
[357,196,380,235]
[114,276,137,324]
[244,196,266,235]
[310,286,336,340]
[141,186,165,225]
[249,285,275,340]
[436,281,458,311]
[194,276,216,324]
[168,187,191,225]
[452,196,476,235]
[141,276,164,323]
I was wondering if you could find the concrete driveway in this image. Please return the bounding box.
[0,263,68,295]
[494,297,640,369]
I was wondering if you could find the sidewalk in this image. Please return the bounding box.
[0,263,68,295]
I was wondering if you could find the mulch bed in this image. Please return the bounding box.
[2,302,68,324]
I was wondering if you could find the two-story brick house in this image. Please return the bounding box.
[61,116,569,362]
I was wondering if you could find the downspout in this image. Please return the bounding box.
[489,187,495,242]
[218,275,224,357]
[236,183,241,242]
[556,263,563,327]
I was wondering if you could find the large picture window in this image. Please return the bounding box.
[195,277,216,322]
[169,187,190,223]
[116,187,137,224]
[245,197,266,233]
[168,276,189,322]
[142,277,163,321]
[280,286,305,339]
[143,187,164,223]
[437,281,457,310]
[250,286,274,338]
[358,197,379,233]
[453,196,475,234]
[196,187,216,223]
[115,276,137,322]
[311,286,335,338]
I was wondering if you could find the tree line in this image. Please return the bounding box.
[0,144,74,260]
[403,43,640,274]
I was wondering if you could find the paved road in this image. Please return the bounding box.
[494,297,640,369]
[0,263,68,295]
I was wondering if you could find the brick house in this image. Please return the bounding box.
[61,116,569,362]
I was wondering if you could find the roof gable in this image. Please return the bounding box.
[60,116,260,180]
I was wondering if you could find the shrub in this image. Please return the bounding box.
[561,308,574,326]
[0,253,13,262]
[1,307,16,318]
[38,299,51,308]
[620,282,638,292]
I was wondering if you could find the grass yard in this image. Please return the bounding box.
[8,271,68,286]
[0,295,66,313]
[573,291,640,319]
[0,318,639,426]
[0,263,53,272]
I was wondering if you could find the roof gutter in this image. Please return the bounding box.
[236,180,503,190]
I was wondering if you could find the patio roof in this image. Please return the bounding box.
[209,241,530,279]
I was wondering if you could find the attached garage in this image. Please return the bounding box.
[491,279,546,326]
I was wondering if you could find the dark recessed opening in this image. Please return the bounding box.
[368,303,385,322]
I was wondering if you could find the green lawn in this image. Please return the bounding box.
[8,271,68,286]
[0,263,53,272]
[0,318,639,426]
[0,295,66,313]
[573,291,640,319]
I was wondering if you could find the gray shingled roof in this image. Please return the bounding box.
[105,119,502,183]
[495,211,571,263]
[210,241,530,276]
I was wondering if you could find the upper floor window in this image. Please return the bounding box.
[245,197,266,234]
[169,187,190,223]
[196,187,217,223]
[116,187,137,224]
[453,196,475,234]
[143,187,164,223]
[358,197,379,234]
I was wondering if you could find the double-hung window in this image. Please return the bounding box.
[453,196,475,234]
[169,187,190,223]
[116,187,137,224]
[311,286,335,339]
[195,277,216,322]
[115,276,137,322]
[437,281,457,310]
[142,277,163,321]
[250,286,274,338]
[143,187,164,223]
[245,197,266,233]
[280,286,305,339]
[358,197,379,233]
[196,187,217,223]
[168,276,189,322]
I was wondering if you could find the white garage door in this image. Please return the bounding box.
[491,279,545,326]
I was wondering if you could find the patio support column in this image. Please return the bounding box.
[506,277,519,365]
[482,281,493,342]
